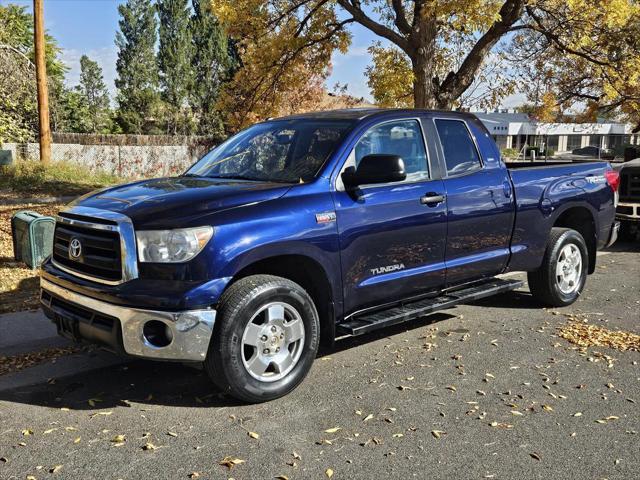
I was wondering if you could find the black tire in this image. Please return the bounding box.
[527,227,589,307]
[204,274,320,403]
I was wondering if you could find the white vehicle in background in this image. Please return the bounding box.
[614,158,640,240]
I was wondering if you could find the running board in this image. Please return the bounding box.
[337,278,524,336]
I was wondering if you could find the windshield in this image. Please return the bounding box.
[186,119,354,183]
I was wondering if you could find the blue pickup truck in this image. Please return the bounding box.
[40,109,620,402]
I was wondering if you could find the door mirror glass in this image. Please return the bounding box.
[342,154,406,187]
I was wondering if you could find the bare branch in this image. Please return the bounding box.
[337,0,411,53]
[0,44,35,69]
[438,0,525,105]
[391,0,411,35]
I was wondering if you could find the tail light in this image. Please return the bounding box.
[605,170,620,192]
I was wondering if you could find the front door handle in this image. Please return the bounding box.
[420,193,446,206]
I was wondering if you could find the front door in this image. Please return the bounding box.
[333,118,448,315]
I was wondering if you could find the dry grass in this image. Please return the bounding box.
[0,203,64,314]
[0,161,120,196]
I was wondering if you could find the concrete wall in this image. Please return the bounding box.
[2,134,216,178]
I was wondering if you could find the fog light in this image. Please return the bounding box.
[143,320,173,347]
[175,313,200,332]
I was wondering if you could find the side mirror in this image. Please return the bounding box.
[342,154,406,189]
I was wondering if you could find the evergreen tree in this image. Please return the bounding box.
[78,55,111,133]
[158,0,194,134]
[115,0,160,134]
[190,0,234,138]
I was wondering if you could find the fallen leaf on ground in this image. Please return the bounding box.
[325,468,334,478]
[363,414,374,422]
[50,465,63,473]
[22,429,33,436]
[558,322,640,351]
[248,431,260,439]
[324,427,341,433]
[90,411,113,418]
[431,430,446,439]
[167,432,178,437]
[530,452,542,461]
[219,456,245,469]
[142,442,157,451]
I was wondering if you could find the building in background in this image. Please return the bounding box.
[474,110,638,155]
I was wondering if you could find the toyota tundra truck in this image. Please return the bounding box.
[40,109,620,402]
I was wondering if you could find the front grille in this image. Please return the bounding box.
[620,168,640,202]
[53,222,122,281]
[617,205,634,215]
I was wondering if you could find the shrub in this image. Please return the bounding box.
[501,148,519,160]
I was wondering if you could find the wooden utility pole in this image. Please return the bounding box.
[34,0,51,165]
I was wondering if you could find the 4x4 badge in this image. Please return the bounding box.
[315,212,336,223]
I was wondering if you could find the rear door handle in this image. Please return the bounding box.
[420,193,445,206]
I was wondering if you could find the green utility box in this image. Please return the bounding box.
[11,210,55,269]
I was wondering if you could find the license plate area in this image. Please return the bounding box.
[55,313,81,341]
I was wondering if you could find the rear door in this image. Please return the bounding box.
[433,118,515,285]
[333,118,447,314]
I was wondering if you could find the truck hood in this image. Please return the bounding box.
[71,176,292,227]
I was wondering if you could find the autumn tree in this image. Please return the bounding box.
[115,0,160,134]
[211,0,639,115]
[211,0,350,130]
[512,0,640,131]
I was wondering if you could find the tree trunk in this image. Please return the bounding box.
[410,17,440,109]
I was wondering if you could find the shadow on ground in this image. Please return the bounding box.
[0,310,458,410]
[0,275,40,314]
[604,238,640,253]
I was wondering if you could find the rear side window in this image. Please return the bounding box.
[435,119,482,176]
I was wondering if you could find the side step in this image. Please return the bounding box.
[337,278,524,336]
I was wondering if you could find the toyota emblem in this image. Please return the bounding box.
[69,237,82,259]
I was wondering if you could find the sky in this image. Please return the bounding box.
[2,0,523,107]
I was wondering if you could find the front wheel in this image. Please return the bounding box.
[527,227,588,307]
[204,274,320,403]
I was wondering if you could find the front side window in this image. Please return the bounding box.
[354,120,429,181]
[435,119,482,176]
[187,120,353,183]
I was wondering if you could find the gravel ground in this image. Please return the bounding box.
[0,241,638,480]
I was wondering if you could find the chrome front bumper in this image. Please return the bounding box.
[41,278,216,361]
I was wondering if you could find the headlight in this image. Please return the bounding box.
[136,226,213,263]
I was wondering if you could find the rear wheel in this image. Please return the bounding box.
[204,274,320,403]
[527,227,588,307]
